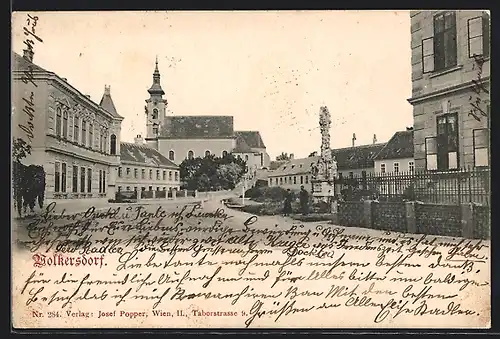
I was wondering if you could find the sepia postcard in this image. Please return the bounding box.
[11,10,491,329]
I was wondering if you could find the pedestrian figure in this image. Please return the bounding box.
[283,188,293,216]
[299,185,309,215]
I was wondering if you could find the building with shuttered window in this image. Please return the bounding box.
[408,10,490,170]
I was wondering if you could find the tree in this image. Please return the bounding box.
[12,138,32,163]
[308,151,317,157]
[276,152,290,161]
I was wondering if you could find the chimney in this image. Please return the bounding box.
[290,153,294,160]
[373,134,377,144]
[406,126,414,131]
[104,85,111,95]
[134,134,144,145]
[352,133,356,147]
[22,48,34,62]
[85,95,91,99]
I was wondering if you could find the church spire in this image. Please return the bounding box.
[148,56,165,96]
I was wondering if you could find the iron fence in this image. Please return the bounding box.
[335,167,490,206]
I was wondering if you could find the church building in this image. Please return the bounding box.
[142,58,270,171]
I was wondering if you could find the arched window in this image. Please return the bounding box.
[169,150,175,161]
[62,110,68,138]
[152,108,158,119]
[188,150,194,159]
[205,150,211,157]
[110,134,117,155]
[222,150,228,157]
[56,107,62,136]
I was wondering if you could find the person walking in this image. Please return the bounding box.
[283,188,293,216]
[299,185,309,215]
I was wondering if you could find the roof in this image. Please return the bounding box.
[120,142,178,168]
[373,130,414,160]
[13,52,123,120]
[269,156,320,177]
[12,52,49,73]
[331,143,387,170]
[233,133,253,153]
[159,115,234,139]
[99,86,122,118]
[234,131,266,149]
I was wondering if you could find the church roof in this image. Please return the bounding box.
[147,58,165,96]
[120,142,178,168]
[233,133,253,153]
[99,86,121,118]
[159,115,235,139]
[234,131,266,149]
[373,130,414,160]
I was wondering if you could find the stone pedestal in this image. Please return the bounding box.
[311,180,335,201]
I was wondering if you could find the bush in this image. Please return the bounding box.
[244,186,290,202]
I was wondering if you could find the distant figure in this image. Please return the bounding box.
[299,185,309,215]
[283,189,293,216]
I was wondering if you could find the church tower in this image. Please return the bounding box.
[145,56,168,140]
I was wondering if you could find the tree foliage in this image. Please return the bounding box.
[276,152,291,161]
[179,153,247,191]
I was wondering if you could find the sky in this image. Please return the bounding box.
[12,11,413,159]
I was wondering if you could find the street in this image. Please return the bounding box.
[12,196,491,328]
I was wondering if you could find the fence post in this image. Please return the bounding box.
[405,201,416,234]
[461,203,474,239]
[363,200,373,229]
[194,189,198,198]
[184,189,188,198]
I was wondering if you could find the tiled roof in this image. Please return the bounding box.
[99,88,121,118]
[159,116,234,139]
[233,133,253,153]
[373,130,414,160]
[12,52,49,73]
[234,131,266,149]
[331,143,387,170]
[269,156,320,177]
[120,142,178,168]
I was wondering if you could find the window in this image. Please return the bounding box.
[468,12,490,58]
[289,176,292,183]
[269,178,273,186]
[409,161,415,173]
[245,155,249,161]
[81,120,87,145]
[305,176,309,184]
[126,167,130,176]
[118,167,122,177]
[205,150,211,157]
[149,169,153,179]
[156,170,160,180]
[425,137,438,170]
[163,170,166,180]
[169,150,175,161]
[80,167,85,193]
[126,186,131,191]
[102,171,106,193]
[102,133,107,153]
[149,186,153,191]
[188,150,194,160]
[260,153,264,167]
[55,107,62,136]
[54,162,60,192]
[72,165,78,192]
[87,168,92,193]
[349,172,354,179]
[61,163,66,192]
[300,176,303,184]
[62,110,68,138]
[169,171,172,181]
[293,176,297,184]
[280,177,283,185]
[422,11,457,73]
[222,150,228,157]
[99,170,102,193]
[284,177,287,184]
[175,172,178,181]
[156,187,160,191]
[118,186,121,192]
[142,169,146,179]
[153,124,158,135]
[436,113,459,170]
[110,134,117,155]
[134,168,138,178]
[275,178,278,185]
[338,173,343,180]
[89,123,93,149]
[380,163,386,173]
[152,108,158,119]
[393,162,400,174]
[74,117,79,142]
[473,128,489,167]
